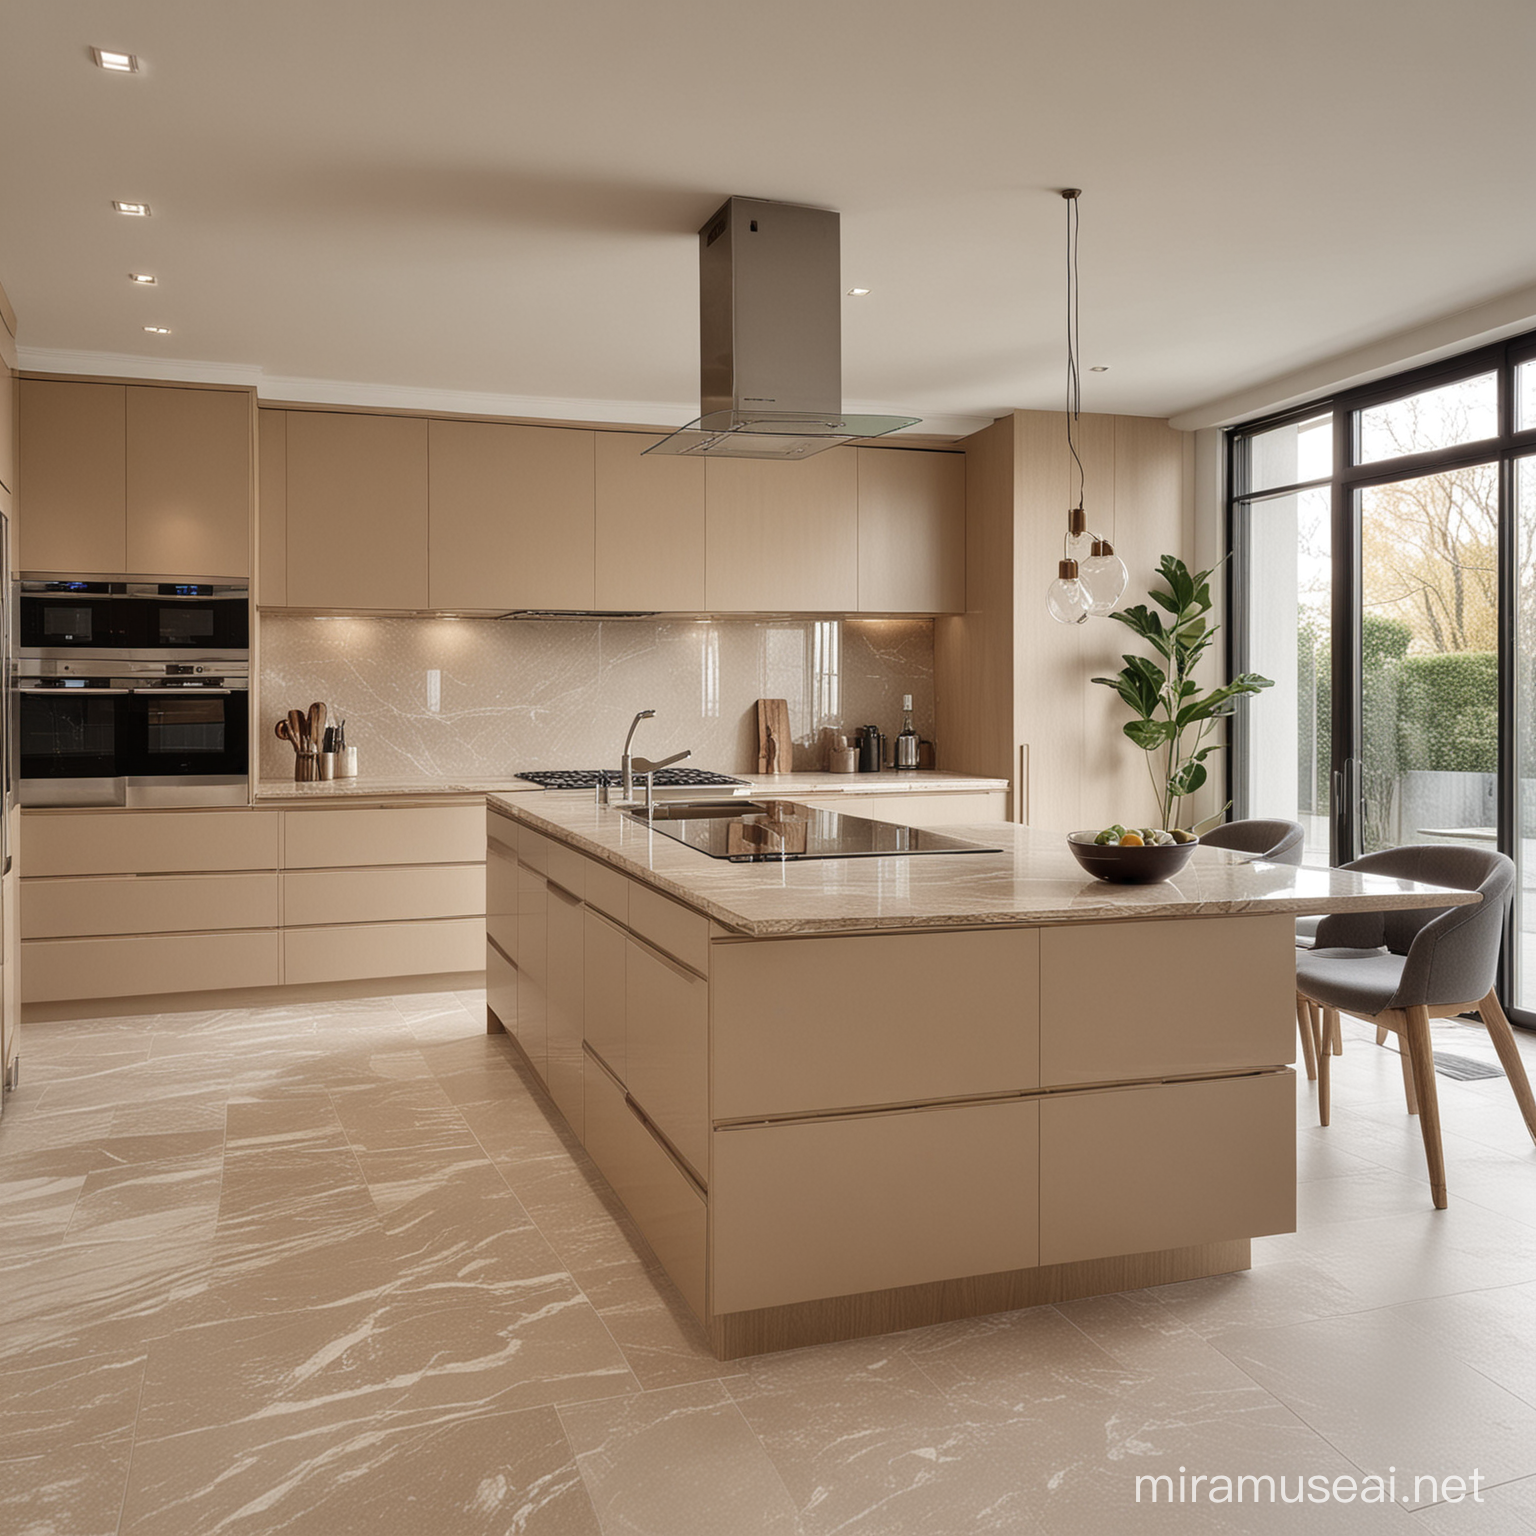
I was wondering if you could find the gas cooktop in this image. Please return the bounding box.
[516,768,751,790]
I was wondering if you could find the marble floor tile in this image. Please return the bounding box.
[1210,1309,1536,1508]
[559,1380,803,1536]
[586,1261,736,1391]
[1384,1280,1536,1410]
[0,1171,86,1241]
[0,1349,147,1460]
[0,1434,134,1536]
[1407,1472,1536,1533]
[122,1408,604,1536]
[64,1154,223,1245]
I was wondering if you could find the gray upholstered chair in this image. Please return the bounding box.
[1295,844,1536,1208]
[1200,820,1319,1075]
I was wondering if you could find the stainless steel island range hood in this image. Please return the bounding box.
[644,197,919,460]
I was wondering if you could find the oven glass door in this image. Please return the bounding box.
[127,688,248,777]
[18,688,130,781]
[19,594,129,649]
[137,598,248,650]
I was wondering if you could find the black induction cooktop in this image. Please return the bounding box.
[516,768,750,790]
[624,799,1001,862]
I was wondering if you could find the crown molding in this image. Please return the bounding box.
[16,346,984,440]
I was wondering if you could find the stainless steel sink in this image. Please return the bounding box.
[624,799,771,823]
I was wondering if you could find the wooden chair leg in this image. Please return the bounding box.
[1296,993,1318,1082]
[1376,1026,1389,1046]
[1403,1005,1448,1209]
[1332,1009,1343,1054]
[1476,989,1536,1145]
[1396,1024,1419,1115]
[1319,1007,1336,1126]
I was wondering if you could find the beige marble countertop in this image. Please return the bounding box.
[486,791,1477,937]
[255,769,1004,804]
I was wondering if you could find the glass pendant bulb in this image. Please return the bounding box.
[1080,538,1129,616]
[1064,506,1094,565]
[1046,559,1090,625]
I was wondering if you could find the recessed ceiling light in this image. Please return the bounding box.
[143,326,170,335]
[113,200,150,217]
[91,48,139,72]
[847,287,871,296]
[128,272,156,285]
[1090,365,1110,372]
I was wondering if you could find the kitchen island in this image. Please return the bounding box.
[484,792,1473,1358]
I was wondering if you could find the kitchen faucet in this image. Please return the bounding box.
[617,709,691,801]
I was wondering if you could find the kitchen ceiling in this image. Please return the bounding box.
[3,0,1535,434]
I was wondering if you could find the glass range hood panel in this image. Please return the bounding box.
[643,409,922,459]
[624,799,1000,861]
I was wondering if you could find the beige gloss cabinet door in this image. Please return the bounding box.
[712,928,1039,1121]
[281,806,485,868]
[583,1053,706,1321]
[545,880,586,1138]
[594,433,705,612]
[516,863,549,1079]
[0,318,15,495]
[282,865,485,927]
[18,380,127,572]
[257,409,287,606]
[1040,914,1297,1086]
[486,841,518,961]
[711,1099,1039,1314]
[24,809,280,877]
[285,411,427,610]
[624,935,708,1180]
[23,873,279,939]
[126,387,251,577]
[428,420,595,610]
[1038,1073,1296,1265]
[583,907,626,1079]
[284,918,483,985]
[856,448,965,613]
[704,450,858,611]
[487,940,517,1031]
[22,932,280,1003]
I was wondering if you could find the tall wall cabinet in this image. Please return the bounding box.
[0,277,19,1100]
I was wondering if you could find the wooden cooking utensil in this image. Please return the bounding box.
[275,719,300,752]
[308,702,327,746]
[288,709,308,748]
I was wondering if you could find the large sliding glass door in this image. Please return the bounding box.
[1231,340,1536,1027]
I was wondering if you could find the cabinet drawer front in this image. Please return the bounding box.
[627,882,709,976]
[583,857,628,925]
[22,931,280,1003]
[1040,915,1296,1085]
[583,1051,706,1321]
[583,908,626,1079]
[1039,1073,1296,1266]
[545,883,585,1138]
[487,941,517,1033]
[486,807,519,857]
[283,865,485,927]
[283,918,483,985]
[712,1099,1039,1314]
[713,928,1039,1120]
[486,843,518,959]
[24,809,279,877]
[625,936,708,1180]
[516,870,548,1079]
[282,806,484,868]
[23,873,278,939]
[517,826,552,877]
[546,839,586,901]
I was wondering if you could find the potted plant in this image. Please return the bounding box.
[1092,555,1273,832]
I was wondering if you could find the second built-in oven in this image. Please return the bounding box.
[17,662,250,807]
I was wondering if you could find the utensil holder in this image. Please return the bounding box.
[295,751,320,783]
[338,747,358,778]
[318,753,336,781]
[829,746,858,773]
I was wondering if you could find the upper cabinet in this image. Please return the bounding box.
[285,410,427,610]
[594,433,705,612]
[18,379,251,577]
[125,386,251,577]
[257,409,287,606]
[705,450,859,612]
[0,291,16,498]
[857,447,965,614]
[428,421,594,611]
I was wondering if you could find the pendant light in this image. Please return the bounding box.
[1047,189,1127,623]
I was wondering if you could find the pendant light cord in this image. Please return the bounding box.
[1064,189,1084,519]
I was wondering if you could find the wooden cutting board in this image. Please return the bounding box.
[756,698,792,774]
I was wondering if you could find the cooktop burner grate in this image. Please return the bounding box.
[516,768,751,790]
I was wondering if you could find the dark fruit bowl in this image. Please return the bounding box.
[1066,832,1199,884]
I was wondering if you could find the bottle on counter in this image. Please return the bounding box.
[894,694,920,769]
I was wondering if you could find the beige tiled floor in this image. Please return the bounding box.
[1,994,1534,1534]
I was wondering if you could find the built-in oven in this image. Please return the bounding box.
[17,575,250,808]
[19,580,248,653]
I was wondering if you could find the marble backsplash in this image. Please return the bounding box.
[258,615,935,784]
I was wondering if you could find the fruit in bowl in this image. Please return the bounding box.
[1067,824,1199,883]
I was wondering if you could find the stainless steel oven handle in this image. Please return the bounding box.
[18,686,131,695]
[130,688,232,696]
